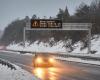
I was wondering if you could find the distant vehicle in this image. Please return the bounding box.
[33,53,54,67]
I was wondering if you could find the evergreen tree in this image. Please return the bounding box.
[63,6,70,22]
[32,14,37,19]
[56,8,64,21]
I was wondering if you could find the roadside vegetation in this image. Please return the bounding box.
[0,0,100,49]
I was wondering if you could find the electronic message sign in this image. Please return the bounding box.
[31,19,62,28]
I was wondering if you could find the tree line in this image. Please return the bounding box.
[0,0,100,46]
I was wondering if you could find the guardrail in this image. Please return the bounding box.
[51,52,100,61]
[4,49,100,61]
[0,58,16,70]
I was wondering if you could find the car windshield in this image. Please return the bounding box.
[36,53,50,57]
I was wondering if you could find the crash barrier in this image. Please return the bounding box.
[51,52,100,61]
[4,49,100,61]
[0,58,16,70]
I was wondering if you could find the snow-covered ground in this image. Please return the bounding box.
[7,41,67,53]
[5,35,100,65]
[7,35,100,54]
[72,35,100,54]
[0,59,39,80]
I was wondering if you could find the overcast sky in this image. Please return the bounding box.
[0,0,93,30]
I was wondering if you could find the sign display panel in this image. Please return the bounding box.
[31,19,62,28]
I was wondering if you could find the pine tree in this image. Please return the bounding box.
[63,6,70,22]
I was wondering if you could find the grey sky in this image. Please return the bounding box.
[0,0,93,30]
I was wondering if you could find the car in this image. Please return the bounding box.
[33,53,54,67]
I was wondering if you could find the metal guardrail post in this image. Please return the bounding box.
[23,16,30,47]
[23,27,26,47]
[88,24,92,54]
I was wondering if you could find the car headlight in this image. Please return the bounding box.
[49,58,54,62]
[36,57,43,63]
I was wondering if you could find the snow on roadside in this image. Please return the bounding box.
[91,35,100,54]
[72,41,87,53]
[7,41,67,53]
[72,35,100,54]
[0,62,39,80]
[7,35,100,54]
[5,35,100,66]
[0,50,20,54]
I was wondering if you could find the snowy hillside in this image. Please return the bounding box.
[7,41,67,52]
[72,35,100,54]
[7,35,100,54]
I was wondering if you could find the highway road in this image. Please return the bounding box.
[0,51,100,80]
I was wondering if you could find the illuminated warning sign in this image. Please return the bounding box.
[31,19,62,28]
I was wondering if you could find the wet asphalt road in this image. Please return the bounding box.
[0,51,100,80]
